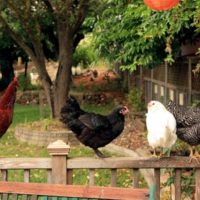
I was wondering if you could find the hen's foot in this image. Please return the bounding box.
[94,149,108,158]
[151,149,160,159]
[189,147,200,163]
[189,155,200,164]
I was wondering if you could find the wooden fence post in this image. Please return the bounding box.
[47,140,70,184]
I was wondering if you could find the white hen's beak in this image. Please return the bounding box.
[147,101,155,109]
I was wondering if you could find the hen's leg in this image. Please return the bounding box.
[151,148,158,158]
[189,146,200,163]
[194,147,200,157]
[94,149,107,158]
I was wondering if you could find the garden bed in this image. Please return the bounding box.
[15,120,79,147]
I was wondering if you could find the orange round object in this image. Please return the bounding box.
[144,0,179,11]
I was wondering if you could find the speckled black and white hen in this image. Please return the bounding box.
[166,100,200,162]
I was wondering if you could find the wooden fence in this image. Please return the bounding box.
[0,140,200,200]
[129,57,200,107]
[0,181,149,200]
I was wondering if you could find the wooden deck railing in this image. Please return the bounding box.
[0,140,199,200]
[0,181,149,200]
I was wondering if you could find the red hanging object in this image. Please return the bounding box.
[144,0,179,11]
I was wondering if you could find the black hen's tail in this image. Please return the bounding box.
[60,96,83,125]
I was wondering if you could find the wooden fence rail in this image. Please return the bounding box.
[0,181,149,200]
[0,140,199,200]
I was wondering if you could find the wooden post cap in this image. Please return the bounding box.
[47,140,70,155]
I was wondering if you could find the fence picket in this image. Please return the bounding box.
[133,168,139,188]
[195,168,200,199]
[175,169,181,200]
[67,169,73,184]
[154,168,160,200]
[111,169,117,187]
[89,169,95,186]
[47,169,52,183]
[1,170,7,181]
[24,169,30,183]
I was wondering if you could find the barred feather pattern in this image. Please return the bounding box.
[177,123,200,146]
[166,100,200,146]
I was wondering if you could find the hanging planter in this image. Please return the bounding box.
[144,0,179,11]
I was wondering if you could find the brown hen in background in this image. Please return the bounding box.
[0,76,18,138]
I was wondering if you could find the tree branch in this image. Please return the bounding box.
[72,0,90,34]
[42,0,54,13]
[0,15,36,60]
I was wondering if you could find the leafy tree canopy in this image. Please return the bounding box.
[94,0,200,71]
[0,0,103,117]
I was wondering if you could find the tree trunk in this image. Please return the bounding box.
[0,0,91,119]
[53,21,74,117]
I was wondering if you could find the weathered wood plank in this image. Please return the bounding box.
[24,169,30,183]
[111,169,117,187]
[175,169,181,200]
[89,169,95,186]
[67,169,73,184]
[47,169,52,183]
[67,157,200,169]
[0,157,200,170]
[2,193,8,200]
[0,181,149,200]
[1,170,7,181]
[0,158,51,169]
[133,169,139,188]
[51,155,67,184]
[154,169,160,200]
[195,168,200,200]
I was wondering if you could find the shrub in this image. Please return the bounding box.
[18,73,39,91]
[127,88,145,112]
[73,45,98,68]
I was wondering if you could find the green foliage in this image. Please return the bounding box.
[18,73,40,91]
[94,0,200,71]
[12,104,49,126]
[127,88,144,112]
[164,169,195,198]
[73,45,97,68]
[71,83,86,93]
[192,100,200,108]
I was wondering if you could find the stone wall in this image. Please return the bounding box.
[15,126,79,147]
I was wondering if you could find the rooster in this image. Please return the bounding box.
[167,100,200,162]
[60,96,129,158]
[0,76,18,138]
[146,100,177,158]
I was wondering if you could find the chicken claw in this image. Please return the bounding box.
[94,149,108,158]
[151,149,160,159]
[189,147,200,164]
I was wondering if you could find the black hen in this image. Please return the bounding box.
[166,100,200,161]
[60,96,129,157]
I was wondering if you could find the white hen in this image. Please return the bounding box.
[146,100,177,157]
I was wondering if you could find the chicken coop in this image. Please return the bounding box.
[128,56,200,107]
